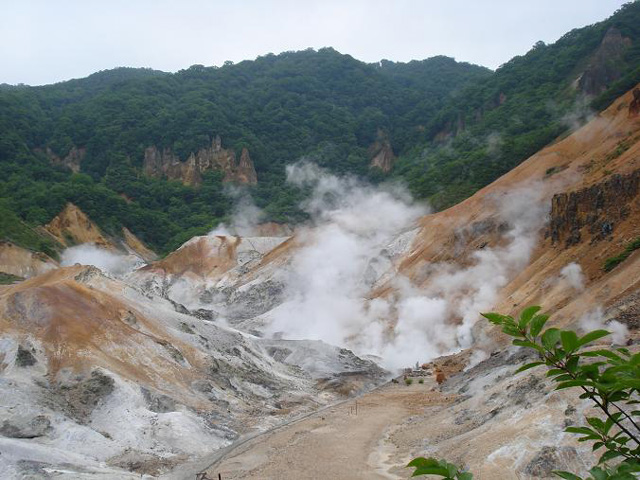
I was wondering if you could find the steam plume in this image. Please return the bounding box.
[60,244,142,276]
[266,162,549,370]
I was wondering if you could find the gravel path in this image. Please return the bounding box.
[201,381,454,480]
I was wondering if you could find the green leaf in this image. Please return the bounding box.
[411,466,450,476]
[502,326,522,337]
[565,426,596,435]
[589,467,607,480]
[519,306,541,329]
[553,471,582,480]
[566,356,579,373]
[529,314,549,337]
[577,330,610,348]
[580,350,622,362]
[598,449,623,464]
[618,379,640,389]
[481,312,505,325]
[561,330,579,353]
[458,473,473,480]
[555,379,592,390]
[542,328,561,349]
[586,417,605,432]
[515,362,545,373]
[512,339,544,352]
[407,457,440,468]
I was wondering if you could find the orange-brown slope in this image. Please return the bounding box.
[43,202,156,261]
[0,265,208,406]
[44,203,113,249]
[386,84,640,331]
[0,241,58,279]
[145,235,240,279]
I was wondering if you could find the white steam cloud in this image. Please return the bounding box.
[266,162,549,370]
[60,244,142,277]
[209,186,263,237]
[559,262,585,291]
[579,308,628,345]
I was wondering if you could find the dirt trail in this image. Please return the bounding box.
[203,381,453,480]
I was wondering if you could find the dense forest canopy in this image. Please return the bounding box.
[2,2,640,255]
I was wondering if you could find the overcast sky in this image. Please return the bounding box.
[0,0,630,86]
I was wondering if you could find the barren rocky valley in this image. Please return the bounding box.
[0,84,639,478]
[3,3,640,479]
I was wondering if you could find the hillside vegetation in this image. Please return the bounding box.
[1,2,640,253]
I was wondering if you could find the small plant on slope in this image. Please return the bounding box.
[407,306,640,479]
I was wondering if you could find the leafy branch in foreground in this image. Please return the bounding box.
[407,306,640,480]
[407,457,472,479]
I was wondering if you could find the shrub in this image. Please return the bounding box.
[604,237,640,272]
[405,378,413,386]
[419,378,424,384]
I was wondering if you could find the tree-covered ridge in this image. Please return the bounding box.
[1,2,640,255]
[394,1,640,209]
[0,50,489,253]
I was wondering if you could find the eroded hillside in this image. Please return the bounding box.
[1,82,640,479]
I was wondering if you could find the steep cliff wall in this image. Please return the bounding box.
[368,131,396,172]
[549,169,640,248]
[578,27,632,95]
[143,135,257,186]
[42,146,85,173]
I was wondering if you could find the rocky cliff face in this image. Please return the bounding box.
[44,203,156,261]
[43,146,85,173]
[143,135,258,186]
[578,27,631,95]
[368,130,396,172]
[549,169,640,248]
[630,88,640,118]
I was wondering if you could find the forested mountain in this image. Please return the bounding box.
[1,2,640,254]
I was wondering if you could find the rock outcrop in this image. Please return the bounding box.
[143,135,258,186]
[44,203,113,249]
[0,241,58,279]
[578,27,631,95]
[368,130,396,173]
[630,88,640,118]
[549,169,640,248]
[43,203,156,261]
[44,146,85,173]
